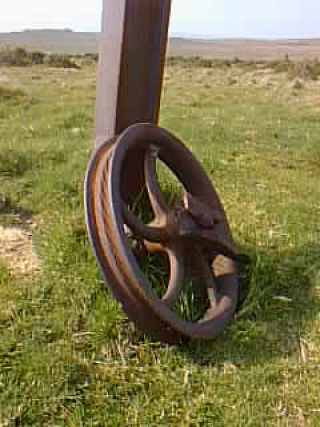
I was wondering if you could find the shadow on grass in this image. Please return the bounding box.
[89,185,319,366]
[179,243,320,366]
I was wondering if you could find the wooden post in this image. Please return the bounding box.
[96,0,172,146]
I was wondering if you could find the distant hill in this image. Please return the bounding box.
[1,29,320,60]
[170,37,320,60]
[0,30,99,55]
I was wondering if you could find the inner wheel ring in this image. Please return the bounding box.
[85,123,239,343]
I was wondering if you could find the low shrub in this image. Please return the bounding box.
[269,57,320,81]
[269,60,291,73]
[46,54,80,70]
[0,47,81,69]
[292,79,304,90]
[30,50,46,65]
[167,56,234,69]
[0,47,31,66]
[83,53,99,62]
[288,61,320,81]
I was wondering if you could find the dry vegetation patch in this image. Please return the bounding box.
[0,47,82,69]
[0,224,40,277]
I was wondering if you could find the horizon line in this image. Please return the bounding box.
[1,28,320,42]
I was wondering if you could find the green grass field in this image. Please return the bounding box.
[0,59,319,426]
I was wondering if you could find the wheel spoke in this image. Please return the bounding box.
[198,256,219,309]
[122,203,167,243]
[144,147,169,219]
[186,252,220,310]
[162,246,185,307]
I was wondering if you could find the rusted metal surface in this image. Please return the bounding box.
[85,124,239,343]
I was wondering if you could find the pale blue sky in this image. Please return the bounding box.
[0,0,319,39]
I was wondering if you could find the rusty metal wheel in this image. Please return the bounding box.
[85,123,239,344]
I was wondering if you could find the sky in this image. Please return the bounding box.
[0,0,319,39]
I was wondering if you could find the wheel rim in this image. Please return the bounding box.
[85,123,239,343]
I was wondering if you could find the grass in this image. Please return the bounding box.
[0,85,26,102]
[0,58,319,426]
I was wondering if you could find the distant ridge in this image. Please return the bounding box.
[0,29,319,60]
[0,30,99,55]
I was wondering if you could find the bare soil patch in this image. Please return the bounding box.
[0,70,9,84]
[0,224,40,277]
